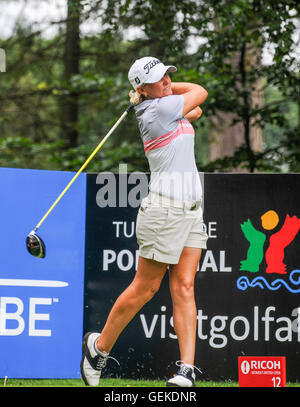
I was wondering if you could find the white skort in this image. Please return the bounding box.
[136,192,208,264]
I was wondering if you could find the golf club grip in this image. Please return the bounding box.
[34,106,132,231]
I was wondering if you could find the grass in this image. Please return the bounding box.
[2,378,300,387]
[1,378,239,387]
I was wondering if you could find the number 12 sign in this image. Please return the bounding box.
[238,356,286,387]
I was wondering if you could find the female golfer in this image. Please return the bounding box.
[81,56,208,387]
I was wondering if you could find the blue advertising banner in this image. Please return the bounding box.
[0,168,86,378]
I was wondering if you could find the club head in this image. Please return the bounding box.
[26,231,46,258]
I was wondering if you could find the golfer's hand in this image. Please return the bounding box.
[184,106,202,122]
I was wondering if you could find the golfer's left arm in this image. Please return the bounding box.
[184,106,202,122]
[171,82,207,122]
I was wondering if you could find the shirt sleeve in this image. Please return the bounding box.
[156,95,184,130]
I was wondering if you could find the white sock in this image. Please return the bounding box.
[182,363,194,370]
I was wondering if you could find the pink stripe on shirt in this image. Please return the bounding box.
[144,120,195,153]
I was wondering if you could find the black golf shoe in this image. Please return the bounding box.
[80,332,110,386]
[167,362,200,387]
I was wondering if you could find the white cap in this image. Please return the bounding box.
[128,56,177,90]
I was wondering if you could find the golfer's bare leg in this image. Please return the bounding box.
[169,247,202,365]
[96,256,167,353]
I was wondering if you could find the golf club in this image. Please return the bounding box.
[26,104,134,259]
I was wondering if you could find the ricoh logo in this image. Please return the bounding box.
[241,360,250,374]
[0,48,6,72]
[241,359,281,374]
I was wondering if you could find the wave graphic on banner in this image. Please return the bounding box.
[237,270,300,293]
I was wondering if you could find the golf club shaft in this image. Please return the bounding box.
[33,105,133,232]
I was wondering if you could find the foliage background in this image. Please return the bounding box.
[0,0,299,173]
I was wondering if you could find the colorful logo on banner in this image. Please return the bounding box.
[237,210,300,293]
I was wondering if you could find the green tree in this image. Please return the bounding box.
[0,0,299,174]
[188,0,299,172]
[60,0,81,149]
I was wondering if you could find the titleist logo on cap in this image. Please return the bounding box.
[143,58,161,74]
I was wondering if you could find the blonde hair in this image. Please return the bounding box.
[129,90,144,106]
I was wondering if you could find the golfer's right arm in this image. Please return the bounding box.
[171,82,208,117]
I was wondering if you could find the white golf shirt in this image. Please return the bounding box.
[134,95,202,203]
